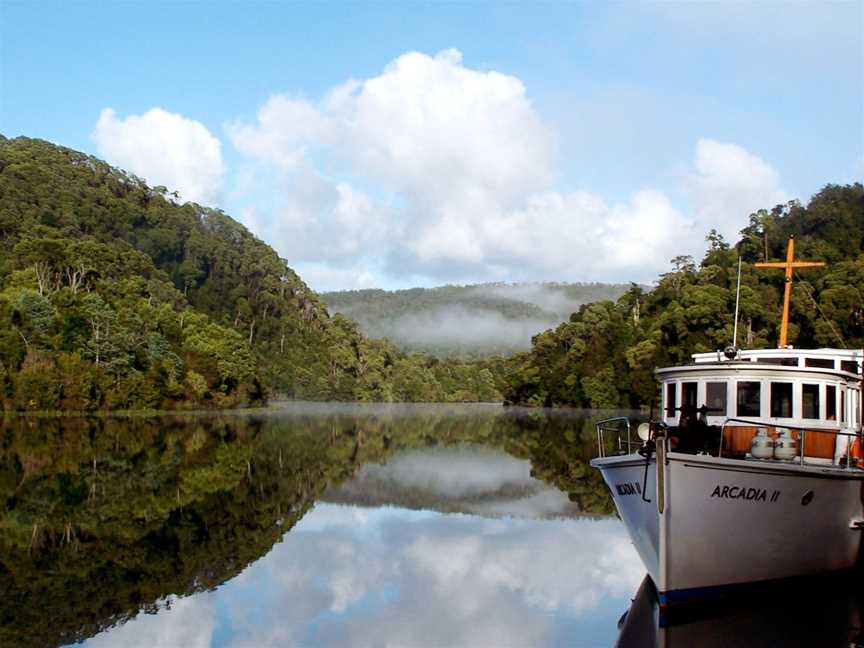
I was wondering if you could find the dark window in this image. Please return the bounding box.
[842,390,846,422]
[841,361,860,374]
[802,384,820,419]
[666,383,676,417]
[827,385,837,420]
[706,382,727,415]
[757,357,799,366]
[737,382,761,417]
[770,382,793,418]
[805,358,834,369]
[682,382,698,409]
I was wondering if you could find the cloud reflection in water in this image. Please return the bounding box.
[82,501,642,647]
[323,445,584,519]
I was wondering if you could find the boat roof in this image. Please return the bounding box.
[655,347,863,381]
[692,348,863,363]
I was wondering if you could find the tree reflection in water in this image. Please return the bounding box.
[0,405,615,647]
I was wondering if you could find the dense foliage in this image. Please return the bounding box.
[0,409,610,646]
[504,184,864,407]
[0,136,505,409]
[322,282,630,356]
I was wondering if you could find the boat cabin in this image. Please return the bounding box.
[655,348,862,463]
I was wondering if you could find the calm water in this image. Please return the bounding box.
[0,403,860,647]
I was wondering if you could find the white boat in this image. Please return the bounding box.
[591,237,864,606]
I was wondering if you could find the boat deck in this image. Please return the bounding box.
[591,450,864,480]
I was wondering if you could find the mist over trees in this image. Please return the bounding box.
[503,183,864,408]
[322,283,631,356]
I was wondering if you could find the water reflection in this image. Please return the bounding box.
[323,445,583,518]
[617,574,864,648]
[0,405,622,647]
[0,404,858,646]
[84,507,641,648]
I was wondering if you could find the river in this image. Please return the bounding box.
[0,403,860,647]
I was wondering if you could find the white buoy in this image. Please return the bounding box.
[774,428,798,461]
[750,428,775,459]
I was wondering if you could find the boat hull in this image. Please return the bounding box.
[592,451,864,604]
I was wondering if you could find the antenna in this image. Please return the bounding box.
[732,255,742,348]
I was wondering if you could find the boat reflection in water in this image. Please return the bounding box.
[616,574,864,648]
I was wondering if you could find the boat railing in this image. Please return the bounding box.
[595,416,636,458]
[719,418,861,468]
[595,415,862,467]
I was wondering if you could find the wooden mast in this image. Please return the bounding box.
[754,235,825,348]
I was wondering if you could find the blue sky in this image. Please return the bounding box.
[2,1,862,290]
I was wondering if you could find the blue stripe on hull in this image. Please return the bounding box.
[656,568,858,608]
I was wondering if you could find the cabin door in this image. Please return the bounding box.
[683,382,698,410]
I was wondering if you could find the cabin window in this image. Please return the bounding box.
[757,357,799,366]
[802,383,820,419]
[841,390,846,423]
[805,358,834,369]
[737,381,761,417]
[770,382,793,418]
[856,393,860,428]
[855,392,860,427]
[682,382,698,409]
[841,361,859,374]
[826,385,837,421]
[665,383,677,417]
[706,382,727,415]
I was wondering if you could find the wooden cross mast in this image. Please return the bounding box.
[754,235,825,348]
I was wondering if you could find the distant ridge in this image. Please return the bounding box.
[322,282,632,356]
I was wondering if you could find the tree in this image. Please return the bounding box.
[80,293,132,373]
[11,288,56,349]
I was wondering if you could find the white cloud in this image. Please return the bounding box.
[228,94,329,171]
[321,48,556,203]
[687,138,788,241]
[227,50,788,289]
[92,107,225,206]
[487,188,694,282]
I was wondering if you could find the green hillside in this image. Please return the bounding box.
[504,183,864,407]
[322,282,630,356]
[0,136,504,410]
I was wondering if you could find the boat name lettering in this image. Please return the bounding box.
[711,485,781,503]
[615,482,642,496]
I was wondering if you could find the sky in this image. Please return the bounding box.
[2,1,862,291]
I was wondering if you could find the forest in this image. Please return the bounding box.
[503,183,864,408]
[0,136,506,410]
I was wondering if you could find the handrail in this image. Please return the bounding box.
[595,416,634,458]
[719,417,860,467]
[720,418,860,436]
[595,415,862,466]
